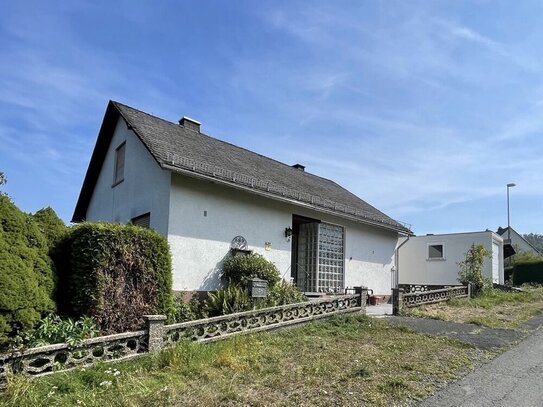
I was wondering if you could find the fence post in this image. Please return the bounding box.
[144,315,167,352]
[354,286,368,313]
[392,288,404,316]
[467,283,472,299]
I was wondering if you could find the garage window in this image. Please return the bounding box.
[428,244,444,260]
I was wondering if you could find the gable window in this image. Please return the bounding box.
[131,212,150,229]
[113,142,125,186]
[428,244,444,260]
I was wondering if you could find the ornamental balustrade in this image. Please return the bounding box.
[392,285,470,315]
[0,293,365,383]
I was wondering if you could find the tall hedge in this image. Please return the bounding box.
[0,195,56,345]
[512,261,543,285]
[61,223,175,334]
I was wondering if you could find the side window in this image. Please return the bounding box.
[113,142,126,186]
[428,244,445,260]
[131,212,150,229]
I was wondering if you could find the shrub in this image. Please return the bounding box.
[15,314,98,348]
[32,207,67,251]
[59,223,175,334]
[458,244,491,295]
[221,253,281,289]
[173,297,197,323]
[0,195,56,345]
[266,280,307,306]
[204,286,252,317]
[512,261,543,285]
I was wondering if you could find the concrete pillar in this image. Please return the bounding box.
[144,315,167,352]
[392,288,404,316]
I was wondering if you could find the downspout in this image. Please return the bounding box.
[394,234,411,289]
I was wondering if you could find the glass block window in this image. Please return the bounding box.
[297,222,345,293]
[318,223,345,293]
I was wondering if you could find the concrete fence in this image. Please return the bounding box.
[0,291,367,383]
[392,285,471,315]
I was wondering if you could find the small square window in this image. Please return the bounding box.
[428,244,444,259]
[113,142,125,186]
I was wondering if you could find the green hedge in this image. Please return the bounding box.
[512,261,543,285]
[0,195,56,345]
[60,223,175,334]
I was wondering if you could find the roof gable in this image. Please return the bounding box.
[73,101,411,234]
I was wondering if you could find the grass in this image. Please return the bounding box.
[0,314,478,407]
[405,286,543,329]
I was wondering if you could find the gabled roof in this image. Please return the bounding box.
[497,227,541,254]
[73,101,411,234]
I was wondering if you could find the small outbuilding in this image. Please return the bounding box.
[398,231,504,286]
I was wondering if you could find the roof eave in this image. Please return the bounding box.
[72,101,120,222]
[162,163,411,235]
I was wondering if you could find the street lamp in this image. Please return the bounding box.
[507,183,516,241]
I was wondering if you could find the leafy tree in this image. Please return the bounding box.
[457,244,491,295]
[523,233,543,253]
[0,171,5,186]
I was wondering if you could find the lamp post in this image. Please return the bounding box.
[507,183,516,241]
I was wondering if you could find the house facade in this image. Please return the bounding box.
[73,101,411,296]
[398,231,504,286]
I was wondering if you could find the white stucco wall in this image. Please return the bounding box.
[86,118,171,235]
[398,232,504,285]
[168,174,399,294]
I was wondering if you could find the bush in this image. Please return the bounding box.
[512,261,543,285]
[0,195,56,345]
[221,253,281,289]
[173,297,197,323]
[59,223,175,334]
[458,244,491,295]
[15,314,98,348]
[204,286,252,317]
[32,207,67,251]
[266,280,307,306]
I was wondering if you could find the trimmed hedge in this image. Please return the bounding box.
[60,223,175,334]
[221,253,281,289]
[0,195,56,345]
[512,261,543,285]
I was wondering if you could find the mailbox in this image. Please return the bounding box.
[248,277,268,298]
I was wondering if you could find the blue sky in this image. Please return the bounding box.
[1,1,542,235]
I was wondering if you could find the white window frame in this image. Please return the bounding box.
[427,243,445,261]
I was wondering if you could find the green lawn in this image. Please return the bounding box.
[1,314,477,407]
[405,287,543,329]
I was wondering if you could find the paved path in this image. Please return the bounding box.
[387,316,525,350]
[416,323,543,406]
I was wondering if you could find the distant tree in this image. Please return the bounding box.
[523,233,543,253]
[0,171,5,186]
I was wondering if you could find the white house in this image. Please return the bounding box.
[398,231,504,286]
[73,101,411,296]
